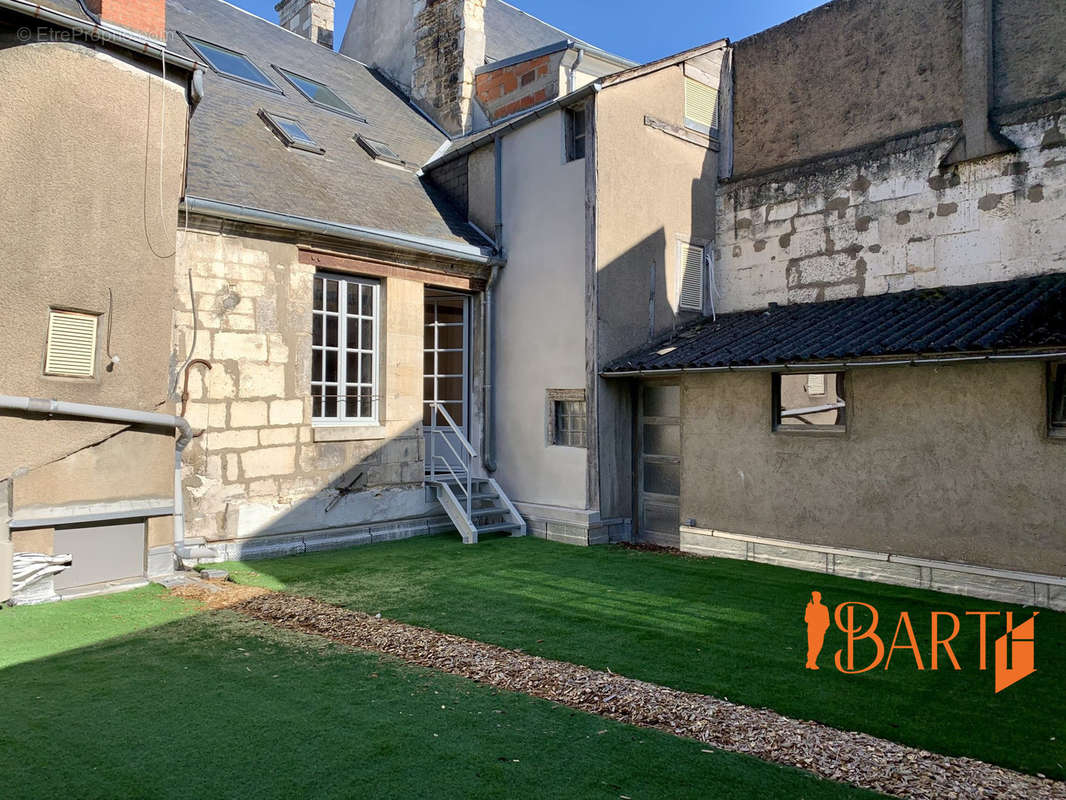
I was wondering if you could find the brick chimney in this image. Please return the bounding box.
[276,0,335,49]
[86,0,166,41]
[340,0,486,136]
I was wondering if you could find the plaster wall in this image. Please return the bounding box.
[0,40,185,503]
[680,363,1066,576]
[175,231,444,546]
[594,65,719,520]
[339,0,416,94]
[716,114,1066,313]
[466,143,496,236]
[493,113,587,510]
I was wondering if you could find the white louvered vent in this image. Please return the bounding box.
[806,373,826,396]
[678,242,705,312]
[45,310,98,377]
[684,77,719,135]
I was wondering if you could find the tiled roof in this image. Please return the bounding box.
[605,274,1066,373]
[165,0,486,251]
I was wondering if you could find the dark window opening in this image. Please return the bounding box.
[773,372,846,432]
[565,105,586,162]
[547,389,587,448]
[1050,362,1066,437]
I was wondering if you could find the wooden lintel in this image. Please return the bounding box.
[300,250,486,292]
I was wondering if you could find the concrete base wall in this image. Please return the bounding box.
[515,500,629,546]
[681,526,1066,611]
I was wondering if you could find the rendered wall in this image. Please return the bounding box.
[679,363,1066,576]
[0,39,184,508]
[493,113,588,511]
[175,230,445,551]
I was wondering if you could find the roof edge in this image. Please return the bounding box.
[182,197,502,266]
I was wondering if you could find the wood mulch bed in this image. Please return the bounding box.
[179,582,1066,800]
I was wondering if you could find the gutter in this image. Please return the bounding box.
[0,396,195,556]
[0,0,203,73]
[567,47,585,95]
[602,350,1066,378]
[424,82,601,170]
[482,133,505,473]
[182,197,502,266]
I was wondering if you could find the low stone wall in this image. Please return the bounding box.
[681,526,1066,611]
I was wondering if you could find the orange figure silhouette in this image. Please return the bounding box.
[804,591,831,670]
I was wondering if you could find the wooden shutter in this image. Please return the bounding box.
[684,77,719,134]
[45,310,98,377]
[678,242,704,311]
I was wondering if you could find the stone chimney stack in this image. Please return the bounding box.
[86,0,166,41]
[340,0,486,136]
[276,0,335,49]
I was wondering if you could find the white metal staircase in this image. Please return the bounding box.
[425,402,526,544]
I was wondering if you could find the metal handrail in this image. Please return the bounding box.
[427,401,478,518]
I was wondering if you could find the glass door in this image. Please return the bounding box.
[637,383,681,546]
[424,292,469,475]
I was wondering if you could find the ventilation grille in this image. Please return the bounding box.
[45,310,97,377]
[678,243,705,311]
[684,77,719,134]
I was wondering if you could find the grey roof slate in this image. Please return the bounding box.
[165,0,485,250]
[605,274,1066,373]
[484,0,630,65]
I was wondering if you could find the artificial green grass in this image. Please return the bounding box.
[218,535,1066,779]
[0,593,876,799]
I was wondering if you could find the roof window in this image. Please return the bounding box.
[275,67,366,122]
[355,135,404,166]
[181,34,280,92]
[259,110,324,154]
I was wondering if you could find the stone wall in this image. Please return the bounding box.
[412,0,486,135]
[174,230,441,555]
[715,112,1066,313]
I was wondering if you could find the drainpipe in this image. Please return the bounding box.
[567,46,585,95]
[0,395,195,552]
[482,134,504,473]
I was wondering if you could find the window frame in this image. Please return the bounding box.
[274,66,368,122]
[564,104,587,162]
[258,109,325,154]
[178,33,282,93]
[546,389,588,449]
[311,273,381,427]
[676,238,706,312]
[354,134,404,166]
[1049,361,1066,439]
[772,371,848,435]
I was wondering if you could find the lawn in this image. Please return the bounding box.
[0,587,878,799]
[218,534,1066,779]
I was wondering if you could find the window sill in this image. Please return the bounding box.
[1049,427,1066,442]
[313,424,388,443]
[773,425,847,436]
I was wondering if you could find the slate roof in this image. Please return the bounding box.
[484,0,629,65]
[605,274,1066,373]
[164,0,486,252]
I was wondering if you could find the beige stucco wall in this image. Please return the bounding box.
[594,64,719,520]
[492,112,588,510]
[0,41,185,508]
[175,230,441,544]
[680,363,1066,575]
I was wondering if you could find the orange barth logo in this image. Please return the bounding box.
[804,591,1038,692]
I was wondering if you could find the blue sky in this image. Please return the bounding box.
[230,0,826,63]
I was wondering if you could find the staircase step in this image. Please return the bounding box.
[475,522,523,535]
[471,505,508,517]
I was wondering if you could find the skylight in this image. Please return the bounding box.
[275,67,366,122]
[259,110,324,154]
[355,135,403,166]
[181,34,280,92]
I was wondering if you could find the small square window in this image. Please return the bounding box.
[565,105,586,162]
[547,389,587,448]
[275,67,367,122]
[259,110,324,153]
[45,309,98,378]
[1049,362,1066,438]
[773,373,846,433]
[181,34,280,92]
[355,134,404,166]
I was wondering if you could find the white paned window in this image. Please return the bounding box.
[45,309,98,377]
[677,241,705,311]
[312,274,379,423]
[684,77,719,135]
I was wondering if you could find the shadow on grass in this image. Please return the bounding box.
[217,534,1066,780]
[0,592,877,800]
